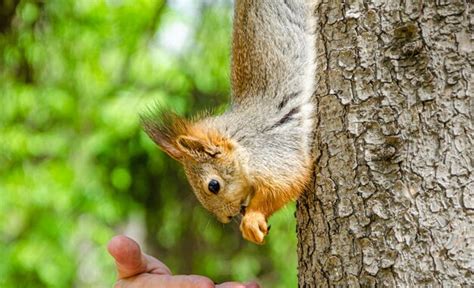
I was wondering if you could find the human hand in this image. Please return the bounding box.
[107,235,260,288]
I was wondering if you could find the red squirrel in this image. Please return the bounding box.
[143,0,316,244]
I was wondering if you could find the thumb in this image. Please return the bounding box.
[107,235,148,279]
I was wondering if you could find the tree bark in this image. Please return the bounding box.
[296,0,473,287]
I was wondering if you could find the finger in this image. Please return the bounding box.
[241,229,252,244]
[117,273,215,288]
[107,235,171,279]
[216,282,246,288]
[258,221,267,235]
[108,235,147,279]
[245,282,261,288]
[240,223,254,244]
[249,226,265,244]
[217,281,260,288]
[241,226,261,245]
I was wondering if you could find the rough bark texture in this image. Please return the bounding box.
[296,0,473,286]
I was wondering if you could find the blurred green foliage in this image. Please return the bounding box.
[0,0,297,287]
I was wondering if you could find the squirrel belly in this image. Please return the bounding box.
[142,0,315,244]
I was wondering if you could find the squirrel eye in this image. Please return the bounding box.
[208,179,220,194]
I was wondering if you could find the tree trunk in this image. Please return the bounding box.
[296,0,473,287]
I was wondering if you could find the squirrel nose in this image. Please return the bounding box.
[218,215,232,223]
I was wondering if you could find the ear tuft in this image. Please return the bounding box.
[141,105,233,162]
[141,107,189,161]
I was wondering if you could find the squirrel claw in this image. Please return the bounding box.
[240,212,267,244]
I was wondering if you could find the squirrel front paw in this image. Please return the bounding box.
[240,212,268,244]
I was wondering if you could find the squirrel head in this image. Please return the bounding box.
[142,111,252,223]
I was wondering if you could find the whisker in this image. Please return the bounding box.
[203,217,211,233]
[235,214,243,222]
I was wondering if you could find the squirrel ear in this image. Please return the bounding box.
[141,107,233,162]
[143,127,185,161]
[176,135,222,160]
[155,137,185,160]
[141,111,187,161]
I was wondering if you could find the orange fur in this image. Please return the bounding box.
[143,111,233,162]
[238,157,312,244]
[143,0,316,244]
[249,164,311,218]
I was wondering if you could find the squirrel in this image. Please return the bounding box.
[143,0,316,244]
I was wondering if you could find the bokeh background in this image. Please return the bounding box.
[0,0,298,287]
